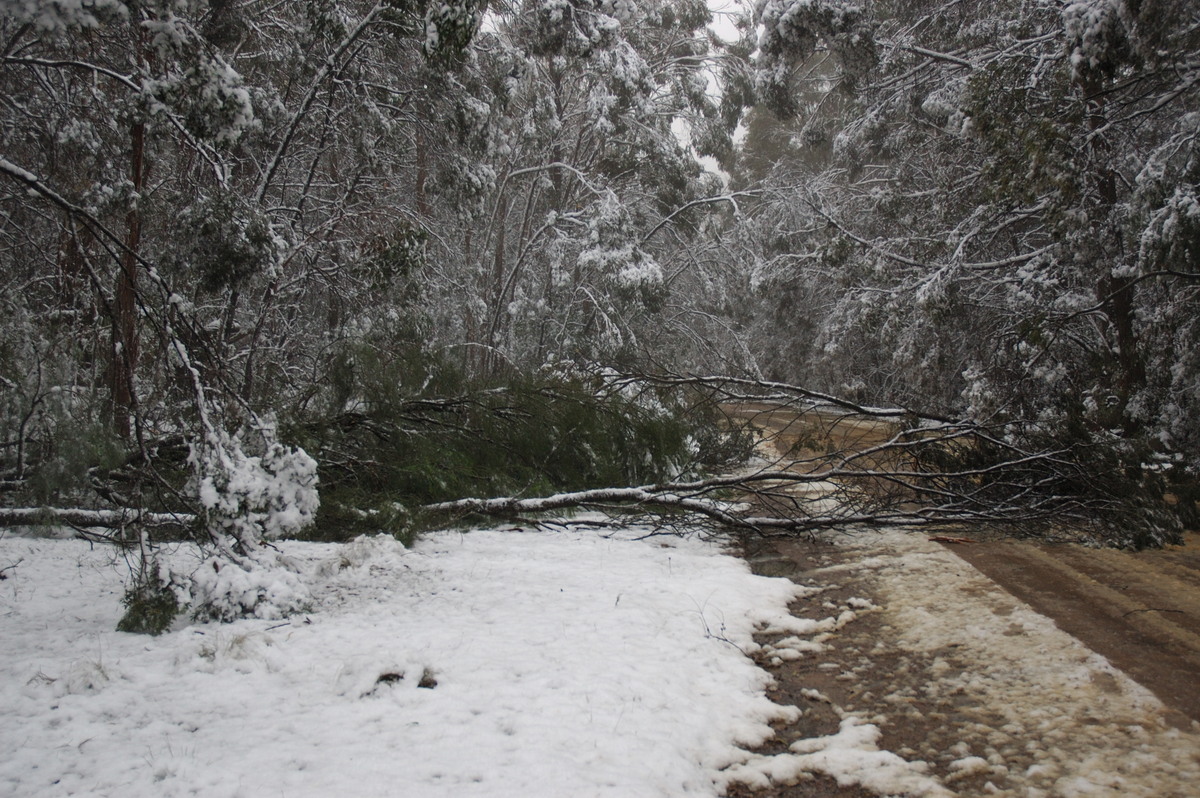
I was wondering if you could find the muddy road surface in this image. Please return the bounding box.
[723,404,1200,796]
[731,531,1200,797]
[944,531,1200,727]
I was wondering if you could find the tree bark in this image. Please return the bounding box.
[415,126,430,218]
[111,117,144,440]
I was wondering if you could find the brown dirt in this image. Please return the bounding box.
[939,531,1200,728]
[729,531,1200,796]
[733,537,1015,797]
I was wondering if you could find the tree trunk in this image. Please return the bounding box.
[1081,78,1145,433]
[415,126,430,218]
[111,118,144,440]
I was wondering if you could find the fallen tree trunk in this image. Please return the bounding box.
[418,453,1101,537]
[422,486,750,529]
[0,507,195,530]
[421,371,1186,547]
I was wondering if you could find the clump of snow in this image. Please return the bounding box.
[185,551,309,622]
[760,634,828,664]
[722,715,953,797]
[194,434,319,543]
[752,591,864,666]
[1063,0,1134,80]
[947,755,991,779]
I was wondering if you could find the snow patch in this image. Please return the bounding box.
[0,527,806,797]
[722,716,952,797]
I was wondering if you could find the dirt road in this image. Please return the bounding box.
[723,404,1200,796]
[944,531,1200,728]
[730,531,1200,797]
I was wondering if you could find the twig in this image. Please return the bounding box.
[0,558,22,579]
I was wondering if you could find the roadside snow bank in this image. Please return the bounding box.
[0,527,804,797]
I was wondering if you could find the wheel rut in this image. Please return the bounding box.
[942,532,1200,728]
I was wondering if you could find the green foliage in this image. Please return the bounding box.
[288,348,740,541]
[300,497,417,547]
[117,572,180,636]
[1049,435,1186,550]
[420,0,482,67]
[174,192,279,293]
[965,60,1082,207]
[355,225,427,297]
[26,416,126,507]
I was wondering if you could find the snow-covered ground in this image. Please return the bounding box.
[1,525,819,798]
[7,525,1199,798]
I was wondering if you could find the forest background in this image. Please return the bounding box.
[3,0,1199,626]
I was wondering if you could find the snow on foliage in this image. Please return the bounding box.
[753,0,874,114]
[599,0,636,22]
[0,0,127,31]
[527,0,623,56]
[756,0,866,58]
[1133,112,1200,275]
[579,192,665,302]
[185,551,310,622]
[919,78,970,134]
[1062,0,1135,81]
[178,425,319,620]
[422,1,479,62]
[145,56,257,144]
[1137,184,1200,272]
[193,430,319,544]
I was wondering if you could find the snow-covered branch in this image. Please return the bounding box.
[0,507,195,530]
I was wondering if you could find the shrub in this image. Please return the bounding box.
[117,566,180,636]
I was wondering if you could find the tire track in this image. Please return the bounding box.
[943,534,1200,728]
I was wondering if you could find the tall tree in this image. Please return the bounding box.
[412,0,741,374]
[0,0,485,619]
[730,0,1200,465]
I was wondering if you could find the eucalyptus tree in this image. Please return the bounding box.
[735,1,1200,462]
[0,0,766,623]
[692,0,1200,542]
[0,0,484,621]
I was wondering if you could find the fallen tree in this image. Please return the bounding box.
[2,370,1188,635]
[419,372,1189,548]
[0,507,194,533]
[5,371,1187,549]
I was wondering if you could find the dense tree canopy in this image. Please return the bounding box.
[3,0,1198,624]
[731,1,1200,473]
